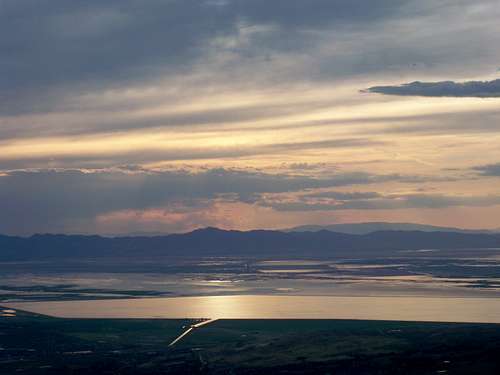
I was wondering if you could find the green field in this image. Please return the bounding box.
[1,307,500,374]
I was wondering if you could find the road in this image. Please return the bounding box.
[168,318,219,347]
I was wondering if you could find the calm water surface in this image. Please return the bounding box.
[6,295,500,323]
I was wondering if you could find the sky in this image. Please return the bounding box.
[1,0,500,236]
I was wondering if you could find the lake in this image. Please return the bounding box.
[5,295,500,323]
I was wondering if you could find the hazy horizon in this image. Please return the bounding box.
[3,220,499,237]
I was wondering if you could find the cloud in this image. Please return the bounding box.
[0,137,384,170]
[0,1,233,91]
[3,0,500,117]
[231,0,412,29]
[303,191,382,200]
[353,109,500,136]
[0,168,420,235]
[0,1,410,100]
[472,163,500,176]
[2,1,500,235]
[0,96,335,140]
[365,79,500,98]
[259,192,500,211]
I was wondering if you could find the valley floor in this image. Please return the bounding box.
[1,307,500,374]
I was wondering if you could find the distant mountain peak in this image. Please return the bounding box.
[190,226,230,234]
[284,222,491,235]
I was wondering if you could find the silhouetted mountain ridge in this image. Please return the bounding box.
[286,222,494,234]
[1,227,500,261]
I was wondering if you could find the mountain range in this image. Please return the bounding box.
[285,222,495,235]
[1,225,500,261]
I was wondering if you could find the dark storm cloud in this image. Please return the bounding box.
[0,0,231,90]
[365,79,500,98]
[231,0,411,28]
[0,0,233,114]
[0,168,415,234]
[472,163,500,176]
[0,0,414,115]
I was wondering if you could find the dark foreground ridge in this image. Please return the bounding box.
[1,309,500,375]
[1,228,500,260]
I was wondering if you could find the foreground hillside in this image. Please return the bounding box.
[1,310,500,375]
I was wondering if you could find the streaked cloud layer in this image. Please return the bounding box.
[1,0,500,234]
